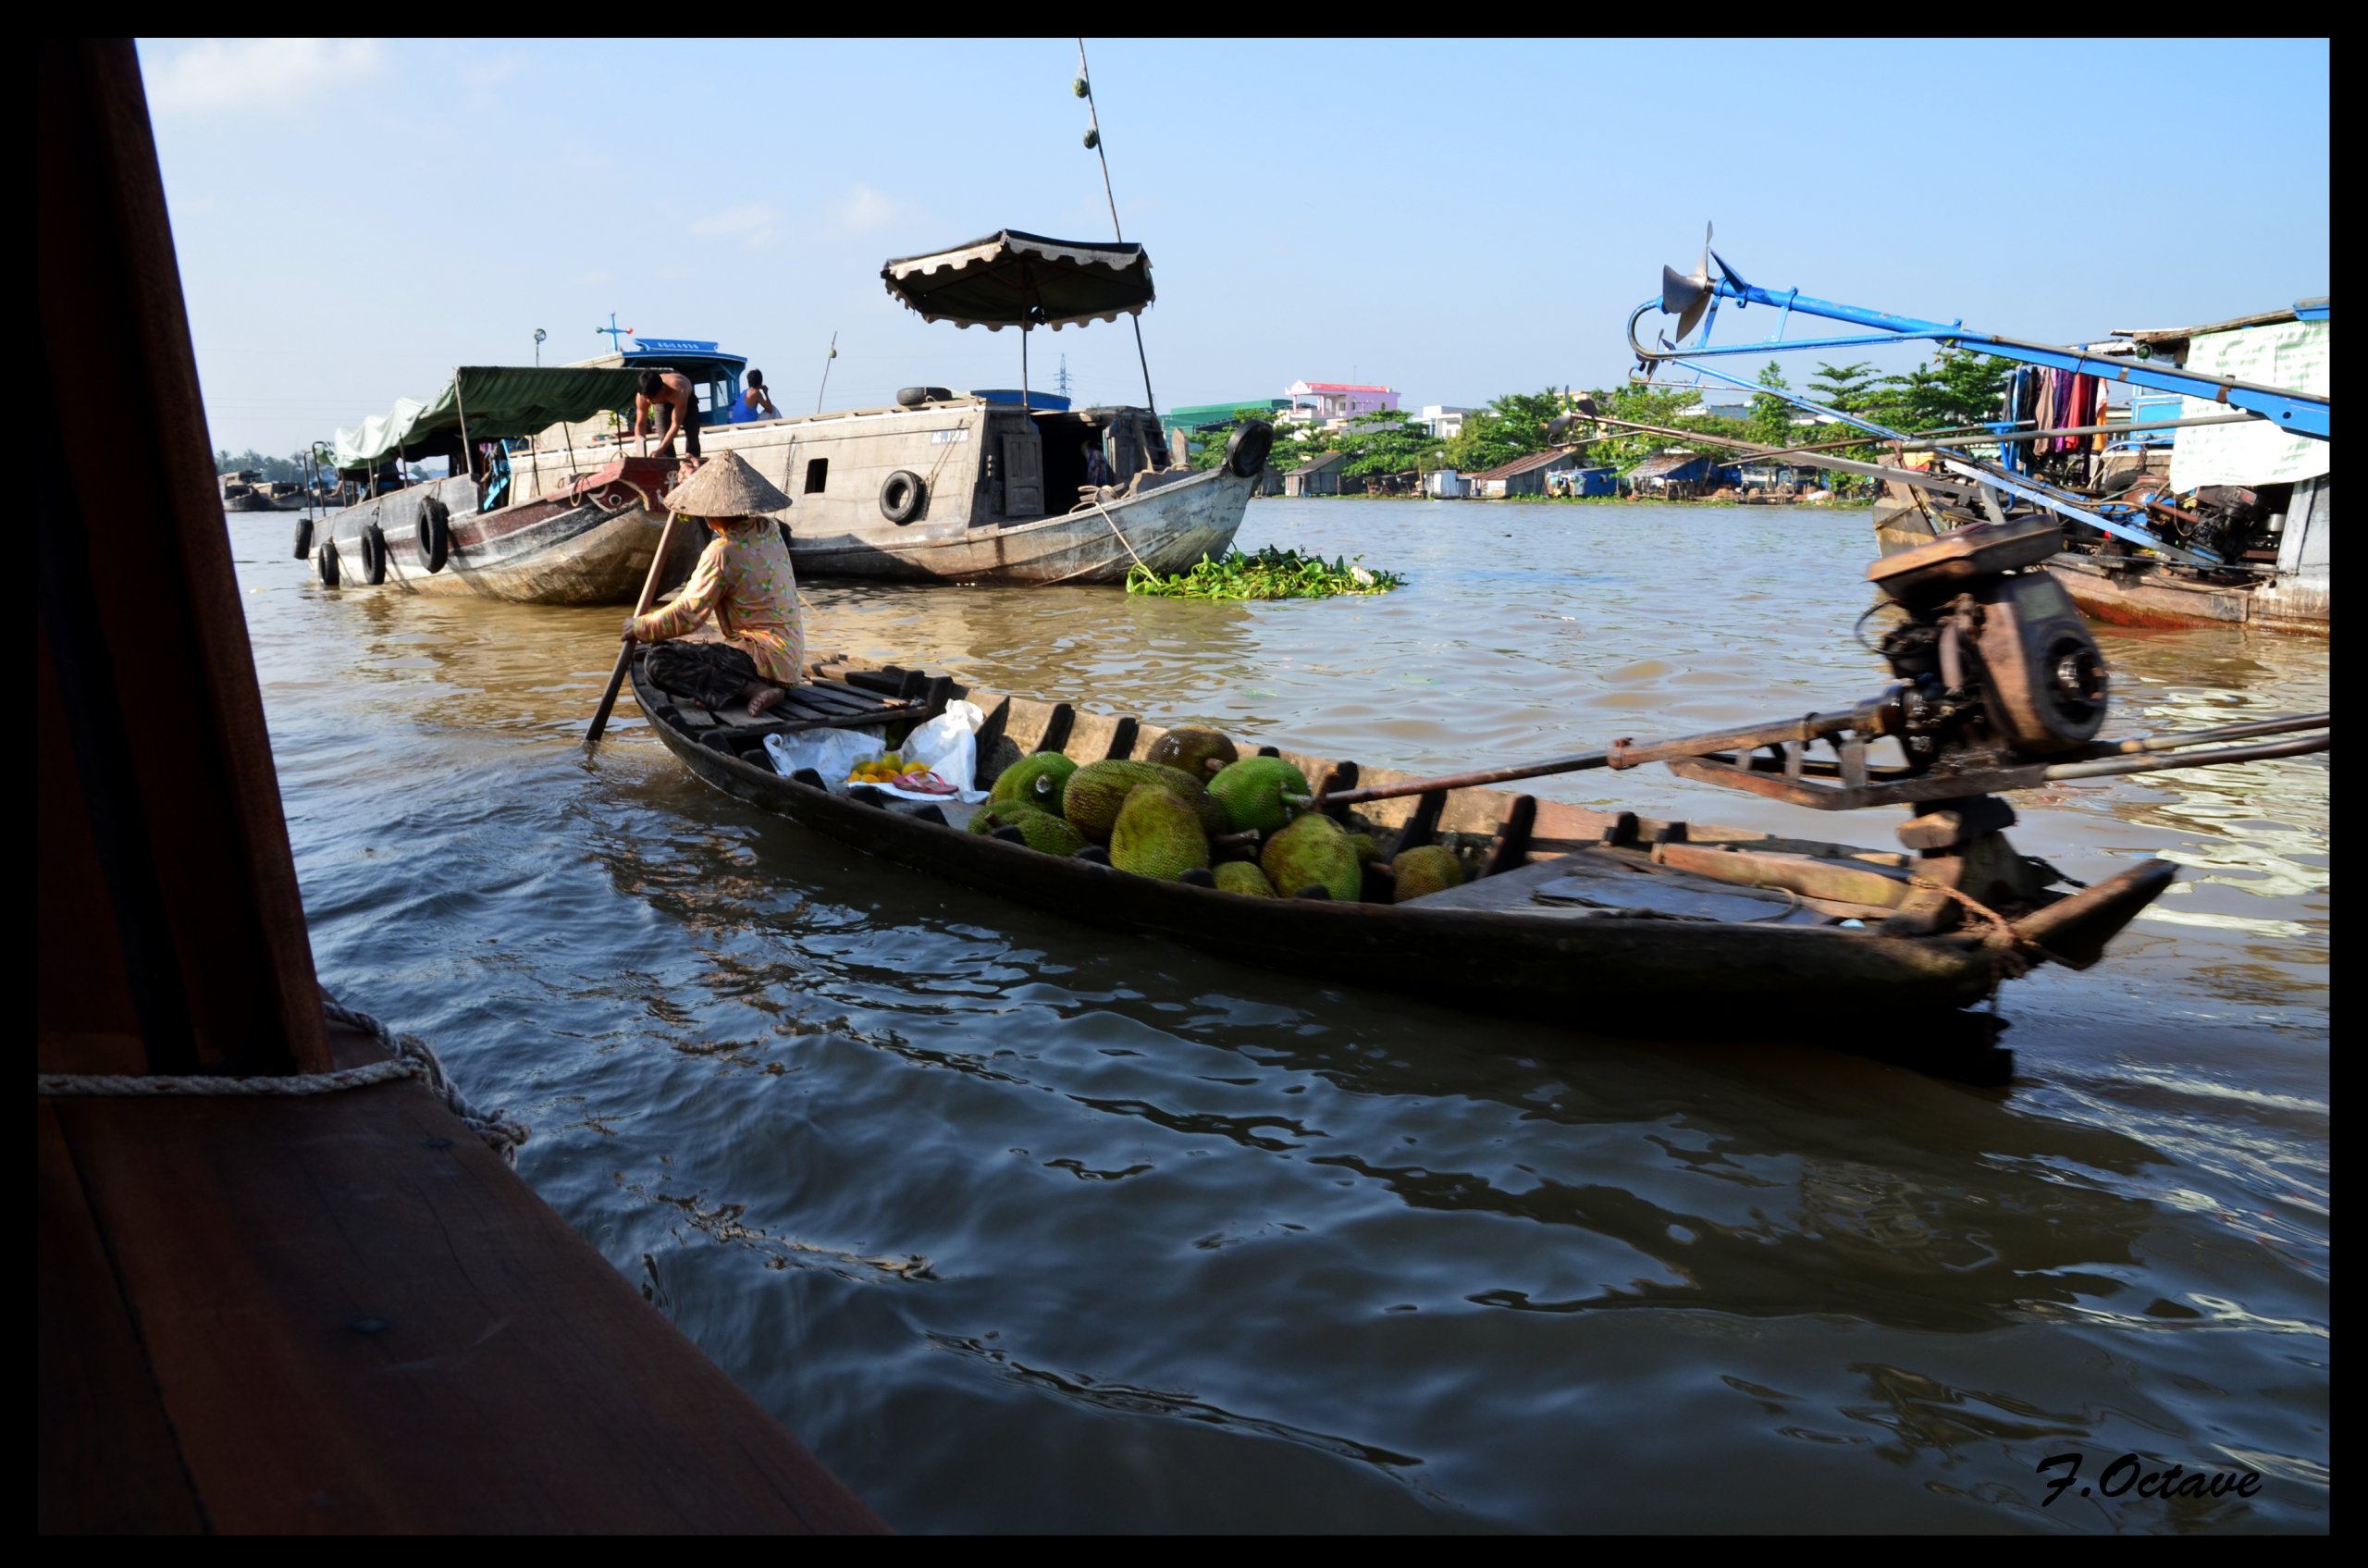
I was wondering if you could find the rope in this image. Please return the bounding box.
[38,992,528,1167]
[1907,876,2070,977]
[1087,491,1150,573]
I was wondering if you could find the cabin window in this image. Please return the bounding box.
[804,458,828,494]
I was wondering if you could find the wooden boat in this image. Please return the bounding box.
[43,38,879,1533]
[302,454,702,604]
[2046,543,2328,635]
[303,362,709,604]
[627,655,2177,1043]
[502,234,1261,585]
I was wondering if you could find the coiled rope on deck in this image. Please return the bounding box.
[37,991,528,1166]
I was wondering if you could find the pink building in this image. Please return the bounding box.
[1285,380,1400,422]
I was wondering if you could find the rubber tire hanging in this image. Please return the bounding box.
[292,516,313,559]
[416,496,450,574]
[1226,420,1275,479]
[315,538,340,586]
[879,470,926,524]
[359,523,388,585]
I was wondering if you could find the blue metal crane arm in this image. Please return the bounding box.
[1632,275,2330,439]
[1631,323,2221,565]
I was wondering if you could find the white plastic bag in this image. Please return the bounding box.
[764,725,886,785]
[863,699,989,803]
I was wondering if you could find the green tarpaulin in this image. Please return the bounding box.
[332,365,643,470]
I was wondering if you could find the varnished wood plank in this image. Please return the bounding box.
[56,1087,884,1534]
[38,1102,207,1535]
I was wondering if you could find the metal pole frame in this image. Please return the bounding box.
[1628,271,2329,438]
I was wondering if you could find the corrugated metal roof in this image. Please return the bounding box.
[1286,451,1347,476]
[2112,298,2330,345]
[1625,452,1707,481]
[1466,447,1576,482]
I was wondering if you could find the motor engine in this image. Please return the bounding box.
[1865,516,2109,768]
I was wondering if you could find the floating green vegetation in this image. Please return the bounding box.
[1126,547,1405,601]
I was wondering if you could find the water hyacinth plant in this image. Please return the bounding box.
[1126,547,1404,601]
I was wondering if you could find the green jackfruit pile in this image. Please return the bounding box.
[973,726,1473,903]
[991,751,1078,813]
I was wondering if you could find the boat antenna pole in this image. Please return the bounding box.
[814,329,838,414]
[1077,39,1155,415]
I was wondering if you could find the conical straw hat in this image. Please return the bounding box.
[660,449,791,517]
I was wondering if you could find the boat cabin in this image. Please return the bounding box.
[509,360,1176,536]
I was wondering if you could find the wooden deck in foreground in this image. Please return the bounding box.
[38,1018,884,1535]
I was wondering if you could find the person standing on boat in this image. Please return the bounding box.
[631,368,702,466]
[623,451,801,720]
[732,369,782,424]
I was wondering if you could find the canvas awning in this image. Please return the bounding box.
[331,365,645,470]
[881,229,1153,331]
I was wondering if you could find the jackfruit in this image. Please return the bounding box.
[970,802,1087,857]
[1062,759,1211,843]
[992,750,1078,813]
[1108,784,1209,880]
[1206,756,1311,834]
[1348,832,1381,865]
[1390,845,1464,902]
[1146,726,1239,782]
[1261,812,1362,903]
[1212,861,1277,897]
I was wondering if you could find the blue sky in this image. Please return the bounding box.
[139,37,2329,456]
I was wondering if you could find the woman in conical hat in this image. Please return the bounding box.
[623,451,804,720]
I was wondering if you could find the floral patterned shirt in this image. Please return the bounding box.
[631,517,804,682]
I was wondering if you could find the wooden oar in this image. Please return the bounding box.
[585,508,693,748]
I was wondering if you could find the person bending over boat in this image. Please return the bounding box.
[631,368,702,467]
[623,451,802,720]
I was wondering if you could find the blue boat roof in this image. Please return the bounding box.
[971,389,1071,410]
[624,339,739,360]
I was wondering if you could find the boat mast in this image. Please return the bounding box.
[1077,39,1155,415]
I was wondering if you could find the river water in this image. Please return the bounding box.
[233,499,2327,1533]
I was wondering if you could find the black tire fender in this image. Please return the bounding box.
[292,516,313,560]
[894,386,955,408]
[1226,420,1275,478]
[315,537,341,587]
[360,523,388,585]
[879,469,926,524]
[416,496,451,574]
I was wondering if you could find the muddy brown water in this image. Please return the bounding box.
[235,499,2326,1532]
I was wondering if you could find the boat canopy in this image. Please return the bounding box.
[881,230,1153,331]
[332,365,645,470]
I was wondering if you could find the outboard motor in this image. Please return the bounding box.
[1866,515,2109,771]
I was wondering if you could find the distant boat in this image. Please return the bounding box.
[503,232,1267,586]
[298,366,700,604]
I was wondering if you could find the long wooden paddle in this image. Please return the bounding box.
[585,507,693,748]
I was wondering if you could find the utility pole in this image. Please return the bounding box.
[1055,353,1074,401]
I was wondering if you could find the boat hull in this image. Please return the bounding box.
[625,661,2092,1033]
[787,468,1252,584]
[307,475,701,604]
[2046,552,2329,636]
